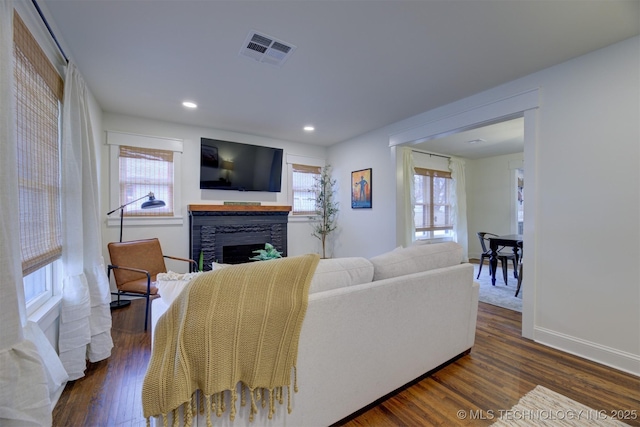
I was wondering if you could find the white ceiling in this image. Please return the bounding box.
[413,117,525,160]
[40,0,639,154]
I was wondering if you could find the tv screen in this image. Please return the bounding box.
[200,138,283,192]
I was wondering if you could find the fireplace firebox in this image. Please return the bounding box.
[189,205,290,270]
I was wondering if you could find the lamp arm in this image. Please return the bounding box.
[107,192,153,216]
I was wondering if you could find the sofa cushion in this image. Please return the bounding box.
[369,242,463,281]
[309,257,374,294]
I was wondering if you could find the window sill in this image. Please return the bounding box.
[414,237,454,244]
[107,215,184,227]
[28,294,62,332]
[289,215,318,223]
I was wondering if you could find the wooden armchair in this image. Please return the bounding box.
[107,238,197,330]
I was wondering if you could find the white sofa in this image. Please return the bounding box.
[150,242,479,426]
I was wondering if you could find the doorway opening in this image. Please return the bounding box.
[390,87,539,337]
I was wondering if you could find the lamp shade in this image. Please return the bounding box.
[221,159,234,171]
[141,194,165,209]
[107,192,166,245]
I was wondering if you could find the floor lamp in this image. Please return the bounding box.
[106,192,165,309]
[107,192,165,243]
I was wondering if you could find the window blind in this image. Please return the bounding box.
[414,167,452,179]
[14,11,64,276]
[292,163,321,215]
[118,145,174,216]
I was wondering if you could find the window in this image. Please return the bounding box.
[23,262,59,314]
[291,164,321,215]
[14,11,64,307]
[106,131,183,226]
[118,145,174,217]
[414,167,453,240]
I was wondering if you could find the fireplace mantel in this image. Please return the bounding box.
[188,204,291,213]
[188,205,291,268]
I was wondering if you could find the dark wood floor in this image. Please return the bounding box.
[52,299,640,427]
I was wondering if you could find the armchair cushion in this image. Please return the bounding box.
[119,277,159,295]
[108,238,167,293]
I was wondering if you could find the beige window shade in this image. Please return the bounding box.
[119,145,174,217]
[414,168,453,233]
[14,11,64,276]
[13,12,63,100]
[414,167,452,179]
[292,164,321,215]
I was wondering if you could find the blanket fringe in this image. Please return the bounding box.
[230,389,238,421]
[249,388,258,422]
[145,374,300,425]
[188,395,195,426]
[205,394,212,427]
[172,408,179,427]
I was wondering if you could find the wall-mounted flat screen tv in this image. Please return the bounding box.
[200,138,283,192]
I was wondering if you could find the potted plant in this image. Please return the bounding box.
[249,243,283,261]
[312,165,338,258]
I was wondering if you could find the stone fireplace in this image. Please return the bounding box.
[189,205,290,270]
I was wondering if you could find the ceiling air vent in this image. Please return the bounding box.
[239,31,296,67]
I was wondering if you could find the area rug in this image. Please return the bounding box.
[491,385,629,426]
[473,263,522,312]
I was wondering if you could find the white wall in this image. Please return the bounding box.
[100,113,327,270]
[326,128,399,258]
[328,36,640,375]
[466,152,524,259]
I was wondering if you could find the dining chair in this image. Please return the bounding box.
[107,238,197,330]
[476,232,518,285]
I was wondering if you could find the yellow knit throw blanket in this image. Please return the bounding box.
[142,254,320,426]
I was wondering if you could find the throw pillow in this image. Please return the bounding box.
[155,271,202,305]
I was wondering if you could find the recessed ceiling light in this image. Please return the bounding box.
[182,101,197,109]
[303,126,315,132]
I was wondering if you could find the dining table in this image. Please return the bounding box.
[489,234,522,286]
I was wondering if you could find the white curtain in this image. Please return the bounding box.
[0,1,66,424]
[402,147,416,246]
[58,62,113,380]
[449,157,469,262]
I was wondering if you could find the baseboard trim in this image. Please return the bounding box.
[534,327,640,377]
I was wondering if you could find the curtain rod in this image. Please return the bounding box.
[31,0,69,64]
[411,149,451,160]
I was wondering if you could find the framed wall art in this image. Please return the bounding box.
[351,168,372,209]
